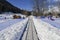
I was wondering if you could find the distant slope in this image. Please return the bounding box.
[0,0,31,16]
[0,0,22,13]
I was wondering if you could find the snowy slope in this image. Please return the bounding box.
[33,18,60,40]
[0,19,24,31]
[0,13,26,19]
[0,20,6,23]
[41,18,60,29]
[0,18,28,40]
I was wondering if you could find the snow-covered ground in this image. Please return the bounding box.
[0,13,26,19]
[0,15,60,40]
[0,13,27,40]
[0,19,24,31]
[0,13,27,31]
[33,18,60,40]
[41,18,60,29]
[0,18,28,40]
[0,20,6,23]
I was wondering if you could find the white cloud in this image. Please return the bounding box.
[54,0,60,2]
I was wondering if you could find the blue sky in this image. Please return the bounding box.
[7,0,59,11]
[7,0,33,11]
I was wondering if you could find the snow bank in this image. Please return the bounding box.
[0,19,23,31]
[0,14,13,19]
[0,19,10,23]
[33,18,60,40]
[0,18,28,40]
[0,20,6,23]
[41,18,60,29]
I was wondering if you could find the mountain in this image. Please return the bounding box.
[0,0,31,16]
[0,0,23,13]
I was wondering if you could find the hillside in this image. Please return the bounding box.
[0,0,31,15]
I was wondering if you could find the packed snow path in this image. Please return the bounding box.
[21,18,39,40]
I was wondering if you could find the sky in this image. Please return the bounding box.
[7,0,59,11]
[7,0,33,11]
[47,0,59,8]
